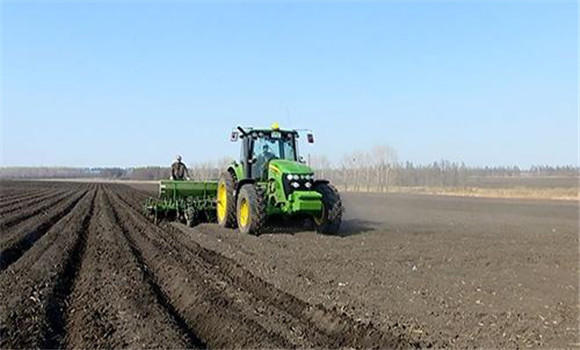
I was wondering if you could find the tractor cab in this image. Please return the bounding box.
[230,123,310,181]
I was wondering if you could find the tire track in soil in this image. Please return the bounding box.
[63,187,202,349]
[0,189,90,271]
[0,185,96,349]
[110,184,421,349]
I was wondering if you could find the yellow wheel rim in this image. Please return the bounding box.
[239,198,250,228]
[217,182,227,221]
[313,204,325,226]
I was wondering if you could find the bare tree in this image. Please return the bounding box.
[339,153,356,191]
[309,155,331,180]
[372,145,398,192]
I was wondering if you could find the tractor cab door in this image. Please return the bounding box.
[250,137,278,180]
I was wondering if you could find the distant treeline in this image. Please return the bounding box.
[309,146,578,191]
[1,146,578,192]
[0,166,171,181]
[316,161,579,191]
[1,162,577,188]
[0,161,231,181]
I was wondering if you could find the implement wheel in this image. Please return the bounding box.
[313,183,342,234]
[236,184,266,235]
[185,206,198,227]
[217,171,237,228]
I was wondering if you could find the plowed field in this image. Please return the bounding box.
[1,181,578,349]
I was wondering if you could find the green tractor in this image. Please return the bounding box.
[145,123,342,235]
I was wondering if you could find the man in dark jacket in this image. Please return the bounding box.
[171,155,190,180]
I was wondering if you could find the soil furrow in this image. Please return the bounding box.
[0,189,89,271]
[106,183,150,211]
[63,187,198,349]
[0,188,57,211]
[0,189,64,217]
[0,183,73,206]
[111,185,417,349]
[2,180,577,349]
[172,222,416,349]
[41,187,95,349]
[0,186,96,349]
[118,239,206,349]
[0,190,41,205]
[113,189,338,347]
[113,186,408,348]
[108,188,293,349]
[0,190,74,230]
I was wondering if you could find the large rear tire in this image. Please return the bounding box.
[217,171,237,228]
[313,183,342,234]
[236,184,266,235]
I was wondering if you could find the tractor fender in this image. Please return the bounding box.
[235,178,256,199]
[313,179,329,186]
[228,163,244,183]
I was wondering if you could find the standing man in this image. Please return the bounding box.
[171,155,190,180]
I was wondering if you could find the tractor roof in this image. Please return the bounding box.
[248,128,296,133]
[238,123,297,135]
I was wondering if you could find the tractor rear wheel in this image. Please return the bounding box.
[313,183,342,234]
[217,171,237,228]
[236,184,266,235]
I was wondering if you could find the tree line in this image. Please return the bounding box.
[1,147,577,192]
[310,147,578,191]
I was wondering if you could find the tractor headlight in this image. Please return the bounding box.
[291,181,300,188]
[287,174,293,180]
[305,182,312,188]
[293,174,300,180]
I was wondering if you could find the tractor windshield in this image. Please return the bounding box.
[252,132,296,162]
[251,131,297,179]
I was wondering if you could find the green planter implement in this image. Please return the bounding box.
[145,180,218,226]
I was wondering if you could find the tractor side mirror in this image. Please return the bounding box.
[230,131,239,142]
[307,133,314,143]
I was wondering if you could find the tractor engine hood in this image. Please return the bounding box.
[269,159,313,175]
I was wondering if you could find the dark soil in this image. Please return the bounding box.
[175,192,579,349]
[1,181,578,349]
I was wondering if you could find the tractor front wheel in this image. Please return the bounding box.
[313,183,342,234]
[217,171,237,228]
[236,184,266,235]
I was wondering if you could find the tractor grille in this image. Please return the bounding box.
[282,174,314,196]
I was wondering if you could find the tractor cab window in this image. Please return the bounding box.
[251,132,296,179]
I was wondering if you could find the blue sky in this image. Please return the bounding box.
[1,1,577,167]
